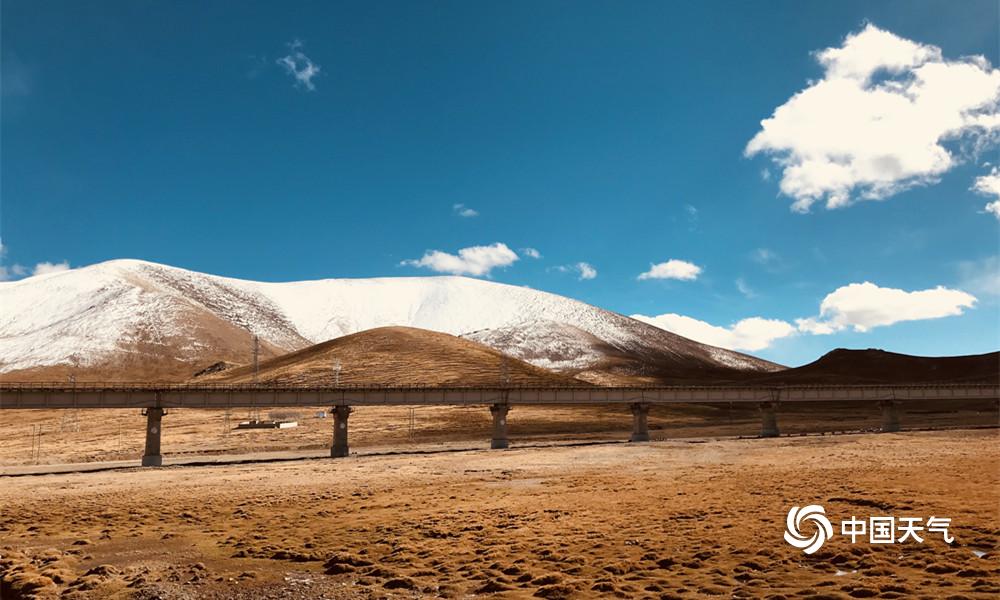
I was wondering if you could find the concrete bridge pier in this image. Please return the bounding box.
[141,407,165,467]
[880,400,901,432]
[629,403,650,442]
[758,402,780,438]
[331,405,352,457]
[490,403,510,449]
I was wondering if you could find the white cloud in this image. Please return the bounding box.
[735,277,756,299]
[277,40,321,91]
[0,243,63,280]
[522,247,541,259]
[0,265,16,281]
[972,167,1000,219]
[633,279,978,351]
[577,262,597,280]
[555,262,597,280]
[452,203,479,218]
[632,313,797,352]
[795,281,977,333]
[746,24,1000,212]
[401,243,518,277]
[638,259,702,281]
[31,261,70,276]
[0,260,66,281]
[973,167,1000,197]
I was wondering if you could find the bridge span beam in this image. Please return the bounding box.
[759,402,779,438]
[490,404,510,449]
[629,403,650,442]
[331,405,352,457]
[880,400,901,433]
[141,407,164,467]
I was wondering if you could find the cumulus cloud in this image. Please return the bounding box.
[401,243,518,277]
[452,203,479,218]
[795,281,977,333]
[277,40,321,91]
[632,313,797,352]
[972,167,1000,219]
[522,247,541,259]
[638,259,702,281]
[0,243,70,280]
[577,262,597,280]
[32,261,70,276]
[0,260,66,281]
[555,262,597,280]
[746,24,1000,212]
[634,280,978,351]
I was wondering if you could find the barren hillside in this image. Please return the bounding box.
[200,326,585,387]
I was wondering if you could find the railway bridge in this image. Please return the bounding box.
[1,383,996,467]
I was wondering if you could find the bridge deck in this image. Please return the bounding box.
[1,383,996,409]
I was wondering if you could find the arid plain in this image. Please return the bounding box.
[1,430,998,599]
[1,326,998,599]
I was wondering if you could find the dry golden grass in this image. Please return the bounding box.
[1,431,997,599]
[200,326,584,387]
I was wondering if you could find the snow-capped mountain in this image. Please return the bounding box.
[0,259,782,381]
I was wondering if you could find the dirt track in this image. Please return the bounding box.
[1,430,998,599]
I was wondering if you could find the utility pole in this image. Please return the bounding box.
[252,334,260,383]
[332,359,341,386]
[249,330,261,422]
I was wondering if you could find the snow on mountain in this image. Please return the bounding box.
[0,259,782,379]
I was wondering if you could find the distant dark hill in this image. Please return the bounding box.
[747,349,1000,385]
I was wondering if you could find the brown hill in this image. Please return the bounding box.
[199,326,585,387]
[747,348,1000,385]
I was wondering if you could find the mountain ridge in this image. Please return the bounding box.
[0,259,782,382]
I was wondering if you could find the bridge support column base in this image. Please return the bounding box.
[331,405,352,457]
[630,403,650,442]
[142,407,164,467]
[759,402,779,438]
[490,404,509,449]
[880,400,901,433]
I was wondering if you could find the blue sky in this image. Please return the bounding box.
[2,0,998,366]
